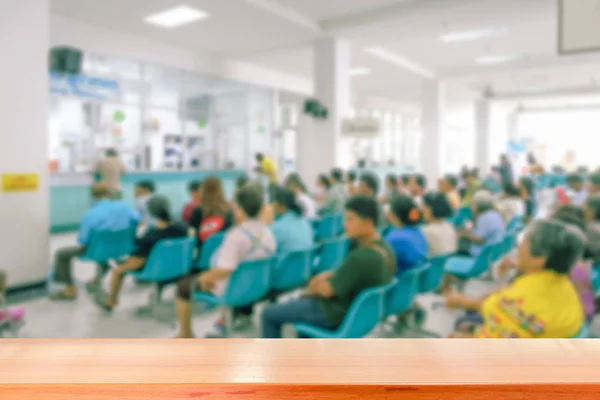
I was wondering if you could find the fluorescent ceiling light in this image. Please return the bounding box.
[145,5,208,28]
[350,67,371,77]
[365,47,435,79]
[441,28,507,43]
[476,54,524,65]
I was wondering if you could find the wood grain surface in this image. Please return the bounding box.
[1,339,599,399]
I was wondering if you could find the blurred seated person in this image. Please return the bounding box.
[451,219,585,338]
[566,173,588,206]
[359,172,385,226]
[458,191,506,257]
[421,193,458,257]
[285,173,317,220]
[462,168,482,206]
[175,186,276,338]
[255,152,278,184]
[399,174,411,195]
[319,168,347,215]
[181,180,202,224]
[49,183,140,301]
[379,174,400,204]
[134,180,155,228]
[95,195,189,312]
[588,173,600,196]
[270,186,314,259]
[497,182,524,223]
[407,174,427,206]
[385,195,428,276]
[519,177,537,222]
[439,174,461,209]
[260,196,395,338]
[189,177,234,257]
[346,171,358,196]
[315,174,331,207]
[584,195,600,264]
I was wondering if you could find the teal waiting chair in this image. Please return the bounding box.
[313,237,350,274]
[314,213,343,242]
[272,248,316,292]
[131,237,196,323]
[591,265,600,295]
[452,206,472,228]
[195,232,226,270]
[384,266,424,318]
[194,257,274,337]
[293,279,398,338]
[500,233,518,257]
[445,243,493,282]
[81,228,136,264]
[419,255,448,294]
[573,324,589,338]
[507,216,524,234]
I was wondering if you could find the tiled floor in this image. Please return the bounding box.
[6,233,600,338]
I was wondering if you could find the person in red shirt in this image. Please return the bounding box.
[181,180,202,224]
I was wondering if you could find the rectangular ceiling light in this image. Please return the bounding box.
[350,67,371,77]
[476,54,524,65]
[365,47,435,79]
[145,5,208,28]
[441,28,507,43]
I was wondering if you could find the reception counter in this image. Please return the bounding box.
[50,169,246,233]
[1,339,599,399]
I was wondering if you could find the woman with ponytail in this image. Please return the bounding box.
[385,195,429,276]
[270,186,314,260]
[96,195,188,312]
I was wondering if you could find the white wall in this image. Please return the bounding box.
[0,0,50,286]
[50,15,313,96]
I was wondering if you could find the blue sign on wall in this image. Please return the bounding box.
[49,73,119,100]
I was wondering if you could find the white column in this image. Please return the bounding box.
[420,81,445,188]
[474,99,491,175]
[0,1,50,286]
[297,38,350,190]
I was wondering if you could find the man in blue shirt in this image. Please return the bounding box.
[270,187,314,259]
[50,183,140,301]
[461,191,506,257]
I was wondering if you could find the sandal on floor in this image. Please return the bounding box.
[49,292,77,301]
[93,296,114,313]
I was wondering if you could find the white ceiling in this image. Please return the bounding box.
[51,0,600,107]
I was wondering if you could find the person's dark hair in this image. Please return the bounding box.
[400,174,411,185]
[413,174,427,190]
[464,168,478,179]
[331,168,344,183]
[423,193,453,219]
[566,173,584,184]
[552,205,587,232]
[235,185,264,219]
[390,195,421,226]
[137,180,156,194]
[444,174,458,188]
[386,174,398,186]
[527,152,537,165]
[285,173,308,193]
[586,196,600,221]
[105,148,118,157]
[272,186,303,216]
[255,153,264,161]
[360,172,379,194]
[577,166,589,174]
[236,175,250,190]
[519,177,535,196]
[147,195,172,223]
[503,182,521,197]
[347,171,357,182]
[201,176,229,216]
[590,173,600,187]
[528,220,585,274]
[318,174,331,190]
[187,180,202,193]
[345,195,379,226]
[357,159,366,168]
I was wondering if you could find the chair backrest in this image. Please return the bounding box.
[223,257,274,306]
[453,206,472,227]
[384,266,425,317]
[419,255,448,294]
[315,213,343,242]
[198,232,226,269]
[336,278,397,338]
[501,233,517,256]
[272,247,315,291]
[591,265,600,295]
[472,243,494,276]
[83,228,136,263]
[314,237,350,274]
[140,237,196,281]
[572,324,589,338]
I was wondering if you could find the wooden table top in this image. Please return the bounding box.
[1,338,599,385]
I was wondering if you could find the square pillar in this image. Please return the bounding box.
[474,99,491,175]
[420,81,445,188]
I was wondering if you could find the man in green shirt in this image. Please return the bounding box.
[260,195,396,338]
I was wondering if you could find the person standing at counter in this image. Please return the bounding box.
[95,148,126,198]
[49,183,140,301]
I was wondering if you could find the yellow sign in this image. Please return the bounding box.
[2,173,39,192]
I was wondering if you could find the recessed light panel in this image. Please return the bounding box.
[145,5,208,28]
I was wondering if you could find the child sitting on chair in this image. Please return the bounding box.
[0,270,25,335]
